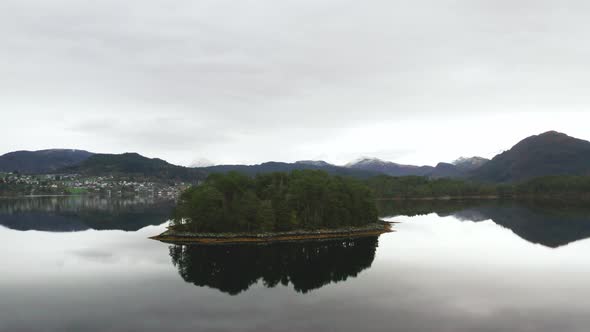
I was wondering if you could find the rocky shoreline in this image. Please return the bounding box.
[151,221,392,245]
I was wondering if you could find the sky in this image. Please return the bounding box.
[2,0,590,167]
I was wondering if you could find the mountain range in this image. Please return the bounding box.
[2,131,590,183]
[201,161,378,179]
[344,156,490,178]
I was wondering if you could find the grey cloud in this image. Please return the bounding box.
[2,0,590,165]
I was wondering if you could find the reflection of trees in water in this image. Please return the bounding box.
[169,237,379,295]
[377,200,481,218]
[0,197,174,232]
[379,199,590,248]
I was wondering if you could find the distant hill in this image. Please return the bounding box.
[471,131,590,183]
[295,160,333,167]
[200,161,379,179]
[345,157,433,176]
[0,149,94,174]
[453,157,489,171]
[64,153,205,182]
[430,162,464,178]
[425,157,489,179]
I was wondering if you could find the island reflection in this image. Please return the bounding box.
[169,236,379,295]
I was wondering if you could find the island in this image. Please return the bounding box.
[152,170,391,244]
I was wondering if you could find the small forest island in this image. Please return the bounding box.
[152,170,391,244]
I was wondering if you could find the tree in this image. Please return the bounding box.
[172,170,379,233]
[257,200,275,232]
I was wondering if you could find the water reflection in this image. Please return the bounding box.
[3,199,590,331]
[0,196,174,232]
[379,200,590,247]
[169,237,378,295]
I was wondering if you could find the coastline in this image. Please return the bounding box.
[376,195,500,201]
[0,194,91,199]
[377,194,590,202]
[151,222,392,245]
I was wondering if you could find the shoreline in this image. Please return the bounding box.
[0,194,90,199]
[376,195,501,201]
[376,195,590,202]
[151,222,392,245]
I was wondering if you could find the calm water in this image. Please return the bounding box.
[2,197,590,331]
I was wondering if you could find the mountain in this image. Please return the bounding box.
[345,157,434,176]
[200,161,379,179]
[425,157,489,178]
[189,158,215,168]
[295,160,333,167]
[64,153,205,182]
[453,157,489,171]
[0,149,94,174]
[471,131,590,183]
[430,162,464,178]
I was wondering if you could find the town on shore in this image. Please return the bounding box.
[0,172,189,199]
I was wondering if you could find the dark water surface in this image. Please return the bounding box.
[2,197,590,331]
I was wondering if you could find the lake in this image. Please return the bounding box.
[2,197,590,331]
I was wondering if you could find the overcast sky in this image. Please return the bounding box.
[2,0,590,166]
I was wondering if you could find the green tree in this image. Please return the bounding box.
[172,170,379,233]
[257,200,275,232]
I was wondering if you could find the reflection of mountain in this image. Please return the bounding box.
[379,200,590,248]
[377,200,479,219]
[0,197,174,232]
[457,203,590,248]
[169,237,378,295]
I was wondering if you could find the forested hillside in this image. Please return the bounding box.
[63,153,205,182]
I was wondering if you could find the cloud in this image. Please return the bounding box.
[2,0,590,165]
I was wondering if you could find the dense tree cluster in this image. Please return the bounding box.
[367,175,590,200]
[366,175,498,199]
[513,176,590,199]
[171,170,379,233]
